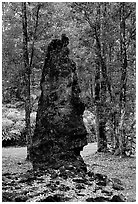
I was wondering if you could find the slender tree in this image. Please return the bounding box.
[22,2,31,159]
[93,3,108,152]
[115,3,128,155]
[22,3,41,159]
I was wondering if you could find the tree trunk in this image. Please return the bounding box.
[94,52,103,151]
[94,4,108,152]
[22,3,41,160]
[22,2,31,160]
[114,3,128,156]
[83,4,113,151]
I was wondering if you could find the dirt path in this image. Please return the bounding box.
[81,143,97,157]
[2,146,27,160]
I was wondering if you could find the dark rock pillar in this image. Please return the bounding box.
[30,35,87,172]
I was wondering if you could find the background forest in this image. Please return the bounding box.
[2,2,136,155]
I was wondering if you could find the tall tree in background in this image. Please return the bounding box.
[71,2,111,151]
[70,2,135,154]
[108,2,136,155]
[93,3,111,152]
[22,2,31,159]
[22,2,41,159]
[116,3,129,155]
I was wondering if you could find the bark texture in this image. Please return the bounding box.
[30,35,87,171]
[22,2,31,159]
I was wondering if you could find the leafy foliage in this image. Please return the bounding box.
[2,2,135,154]
[2,105,36,147]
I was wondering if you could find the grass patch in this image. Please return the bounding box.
[84,152,136,202]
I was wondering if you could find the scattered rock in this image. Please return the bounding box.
[77,193,85,196]
[2,168,127,202]
[2,192,16,202]
[111,177,123,185]
[58,184,70,191]
[2,172,11,176]
[89,177,95,182]
[36,176,44,181]
[59,165,66,173]
[94,196,109,202]
[55,180,60,185]
[59,172,68,179]
[86,197,95,202]
[50,184,58,191]
[14,186,22,190]
[14,195,28,202]
[75,183,85,190]
[87,171,94,177]
[93,185,102,192]
[110,194,126,202]
[22,189,30,195]
[39,194,71,202]
[51,172,58,179]
[18,175,35,183]
[17,161,22,165]
[46,183,58,191]
[40,195,62,202]
[96,180,106,186]
[95,173,107,181]
[86,196,109,202]
[113,183,125,190]
[73,177,87,183]
[101,189,112,196]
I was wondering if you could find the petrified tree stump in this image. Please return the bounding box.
[30,34,87,172]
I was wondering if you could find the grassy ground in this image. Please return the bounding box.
[84,152,136,202]
[2,143,136,202]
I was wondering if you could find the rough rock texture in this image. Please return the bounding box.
[30,35,87,171]
[2,170,126,202]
